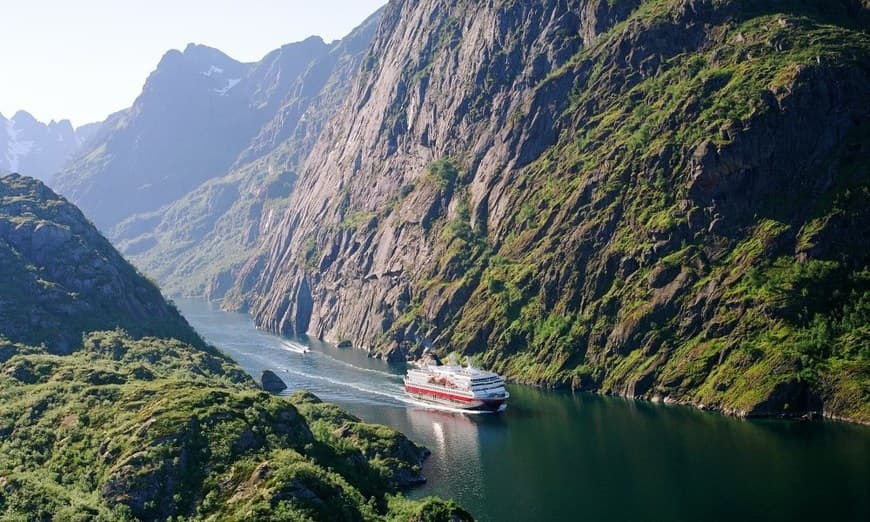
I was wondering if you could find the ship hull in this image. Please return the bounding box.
[404,384,507,412]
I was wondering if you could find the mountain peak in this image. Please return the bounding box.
[156,48,184,68]
[182,42,239,65]
[151,43,246,85]
[11,110,37,125]
[48,118,74,130]
[300,34,326,46]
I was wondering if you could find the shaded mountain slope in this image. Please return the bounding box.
[229,0,869,422]
[53,39,332,230]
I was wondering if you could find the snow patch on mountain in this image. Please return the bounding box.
[5,119,35,172]
[213,78,241,96]
[202,65,224,77]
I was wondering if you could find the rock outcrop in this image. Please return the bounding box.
[229,1,869,422]
[261,369,288,393]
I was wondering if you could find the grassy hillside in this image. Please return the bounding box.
[0,331,470,521]
[0,174,201,351]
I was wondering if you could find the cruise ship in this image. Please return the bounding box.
[403,363,509,411]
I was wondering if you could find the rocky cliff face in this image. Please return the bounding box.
[108,11,382,298]
[230,0,869,422]
[0,174,201,351]
[232,0,640,334]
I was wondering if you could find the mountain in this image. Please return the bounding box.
[0,173,470,520]
[74,120,103,146]
[53,38,333,230]
[51,11,383,300]
[109,10,383,298]
[0,173,200,351]
[0,111,94,183]
[226,0,869,423]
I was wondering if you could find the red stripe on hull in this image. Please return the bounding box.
[405,385,475,403]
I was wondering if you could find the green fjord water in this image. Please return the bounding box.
[178,299,869,522]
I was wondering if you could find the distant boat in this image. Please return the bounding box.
[281,341,309,354]
[404,362,509,412]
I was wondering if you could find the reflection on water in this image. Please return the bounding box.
[178,299,870,522]
[404,408,489,502]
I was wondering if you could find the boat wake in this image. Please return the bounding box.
[281,366,411,405]
[280,363,503,414]
[222,334,504,416]
[278,340,309,354]
[307,350,402,379]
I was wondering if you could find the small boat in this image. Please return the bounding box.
[403,361,509,412]
[281,341,309,354]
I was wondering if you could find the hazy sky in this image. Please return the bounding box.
[0,0,385,127]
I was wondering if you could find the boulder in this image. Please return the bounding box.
[260,370,287,393]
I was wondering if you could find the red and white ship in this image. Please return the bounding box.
[403,363,509,412]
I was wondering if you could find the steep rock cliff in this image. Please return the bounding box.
[232,0,641,335]
[231,0,869,422]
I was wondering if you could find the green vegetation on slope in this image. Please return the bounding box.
[114,156,300,299]
[369,1,869,422]
[0,174,202,351]
[0,331,471,521]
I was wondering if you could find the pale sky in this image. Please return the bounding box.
[0,0,386,127]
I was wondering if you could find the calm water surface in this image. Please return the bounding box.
[177,299,869,522]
